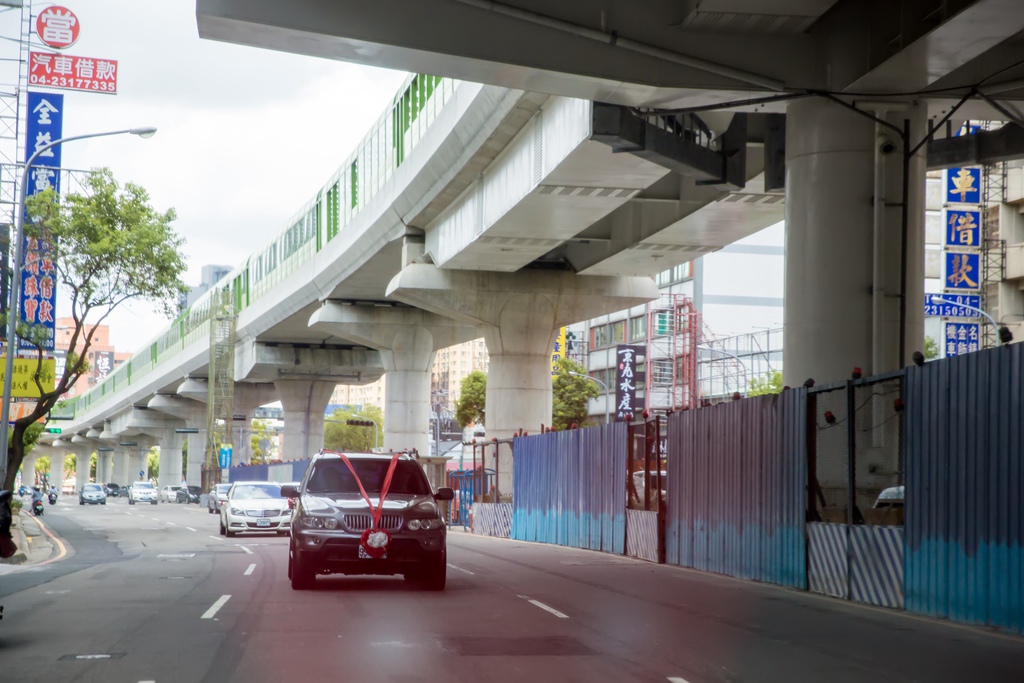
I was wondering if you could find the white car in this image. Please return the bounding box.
[128,482,159,505]
[219,482,291,537]
[159,485,181,503]
[207,483,231,515]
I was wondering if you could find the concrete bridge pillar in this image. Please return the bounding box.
[308,305,479,457]
[232,383,277,465]
[784,97,926,385]
[151,390,208,487]
[111,448,129,486]
[387,264,658,439]
[74,448,91,490]
[274,379,336,461]
[49,448,67,493]
[156,430,186,489]
[21,453,37,488]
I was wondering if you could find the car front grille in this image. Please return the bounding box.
[245,508,286,518]
[343,514,403,531]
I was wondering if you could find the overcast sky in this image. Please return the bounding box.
[1,0,407,353]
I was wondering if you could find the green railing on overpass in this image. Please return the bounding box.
[52,73,461,424]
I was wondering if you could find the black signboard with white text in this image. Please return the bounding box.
[615,344,645,421]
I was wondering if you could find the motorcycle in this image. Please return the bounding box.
[32,499,44,516]
[47,492,57,505]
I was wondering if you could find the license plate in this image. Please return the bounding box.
[358,546,385,559]
[256,519,271,527]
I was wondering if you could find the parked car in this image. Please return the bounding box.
[128,482,158,505]
[159,485,182,503]
[283,451,453,591]
[176,485,201,504]
[79,483,107,506]
[103,483,121,497]
[219,481,291,538]
[207,483,231,515]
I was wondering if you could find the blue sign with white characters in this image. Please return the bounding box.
[945,209,980,247]
[944,252,981,291]
[925,293,981,318]
[944,322,980,357]
[219,444,233,469]
[20,91,64,351]
[946,167,981,204]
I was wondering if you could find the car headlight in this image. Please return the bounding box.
[301,516,326,529]
[229,507,244,515]
[407,518,444,531]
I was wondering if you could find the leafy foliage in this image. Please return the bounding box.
[3,169,186,489]
[924,335,939,361]
[748,370,783,397]
[455,370,486,428]
[147,447,160,480]
[250,419,278,464]
[323,405,384,452]
[551,357,600,430]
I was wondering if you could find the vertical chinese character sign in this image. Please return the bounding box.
[20,92,63,352]
[550,327,566,376]
[614,345,644,421]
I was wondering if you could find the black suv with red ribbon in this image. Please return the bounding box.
[283,451,455,591]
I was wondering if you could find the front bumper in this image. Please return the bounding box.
[225,510,292,533]
[80,496,105,504]
[294,528,445,574]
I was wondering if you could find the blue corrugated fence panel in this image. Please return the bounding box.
[905,343,1024,635]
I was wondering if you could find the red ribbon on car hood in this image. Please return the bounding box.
[334,452,400,558]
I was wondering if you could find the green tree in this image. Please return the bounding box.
[551,357,600,430]
[323,405,384,452]
[2,169,186,489]
[924,335,939,361]
[147,446,160,480]
[250,419,278,464]
[748,370,783,397]
[455,370,486,428]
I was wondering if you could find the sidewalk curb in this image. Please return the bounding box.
[1,510,59,566]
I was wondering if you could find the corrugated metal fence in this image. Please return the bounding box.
[512,423,627,553]
[665,390,807,588]
[904,343,1024,634]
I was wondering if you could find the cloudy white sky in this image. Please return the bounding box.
[1,0,407,353]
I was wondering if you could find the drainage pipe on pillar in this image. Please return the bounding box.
[873,115,888,379]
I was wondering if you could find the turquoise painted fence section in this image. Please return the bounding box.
[665,390,807,588]
[904,343,1024,634]
[511,423,627,554]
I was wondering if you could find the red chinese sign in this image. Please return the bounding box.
[36,6,80,50]
[29,52,118,94]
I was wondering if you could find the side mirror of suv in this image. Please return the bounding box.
[434,487,455,501]
[280,484,300,498]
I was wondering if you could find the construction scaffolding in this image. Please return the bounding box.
[0,3,29,227]
[980,150,1007,349]
[203,288,236,491]
[645,294,699,413]
[698,327,783,399]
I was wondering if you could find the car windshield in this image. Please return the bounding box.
[231,483,282,500]
[83,484,101,491]
[215,484,231,494]
[134,483,155,489]
[306,459,430,496]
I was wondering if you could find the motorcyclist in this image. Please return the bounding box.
[31,486,44,506]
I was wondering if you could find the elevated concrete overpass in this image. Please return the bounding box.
[46,72,783,488]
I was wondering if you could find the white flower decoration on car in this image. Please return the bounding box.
[366,530,389,548]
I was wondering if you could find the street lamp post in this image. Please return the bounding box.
[0,127,157,487]
[568,371,610,425]
[431,390,448,457]
[930,295,1006,348]
[697,345,749,397]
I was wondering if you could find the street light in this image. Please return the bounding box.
[697,345,749,397]
[0,127,157,486]
[930,295,1009,348]
[568,371,610,425]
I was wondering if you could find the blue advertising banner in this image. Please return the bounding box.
[219,444,233,469]
[925,293,981,318]
[944,252,980,291]
[945,209,980,248]
[944,322,980,357]
[945,167,980,204]
[21,91,63,352]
